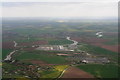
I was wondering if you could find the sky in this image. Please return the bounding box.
[0,0,118,19]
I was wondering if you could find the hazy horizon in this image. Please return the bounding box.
[2,2,118,19]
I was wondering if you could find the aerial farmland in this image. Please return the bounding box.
[2,18,119,79]
[1,1,119,80]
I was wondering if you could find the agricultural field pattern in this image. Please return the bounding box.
[2,18,119,79]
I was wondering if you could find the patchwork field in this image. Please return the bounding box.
[78,43,118,62]
[2,18,118,79]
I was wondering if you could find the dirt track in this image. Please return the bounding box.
[61,66,94,78]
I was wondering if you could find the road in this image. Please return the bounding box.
[57,67,69,79]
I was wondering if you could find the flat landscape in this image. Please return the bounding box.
[61,66,94,78]
[2,18,119,79]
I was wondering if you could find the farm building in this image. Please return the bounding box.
[57,54,70,56]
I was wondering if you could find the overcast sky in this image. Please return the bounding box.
[1,0,118,18]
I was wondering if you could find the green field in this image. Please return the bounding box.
[13,51,68,64]
[77,64,118,78]
[48,39,73,45]
[2,49,13,60]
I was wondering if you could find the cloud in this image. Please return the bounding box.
[2,2,118,18]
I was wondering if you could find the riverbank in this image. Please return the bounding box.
[4,41,17,61]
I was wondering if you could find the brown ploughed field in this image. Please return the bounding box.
[25,60,69,66]
[61,66,94,78]
[3,41,14,49]
[92,43,118,52]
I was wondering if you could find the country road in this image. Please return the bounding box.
[57,67,69,79]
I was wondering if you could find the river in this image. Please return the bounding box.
[66,36,78,46]
[4,41,17,61]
